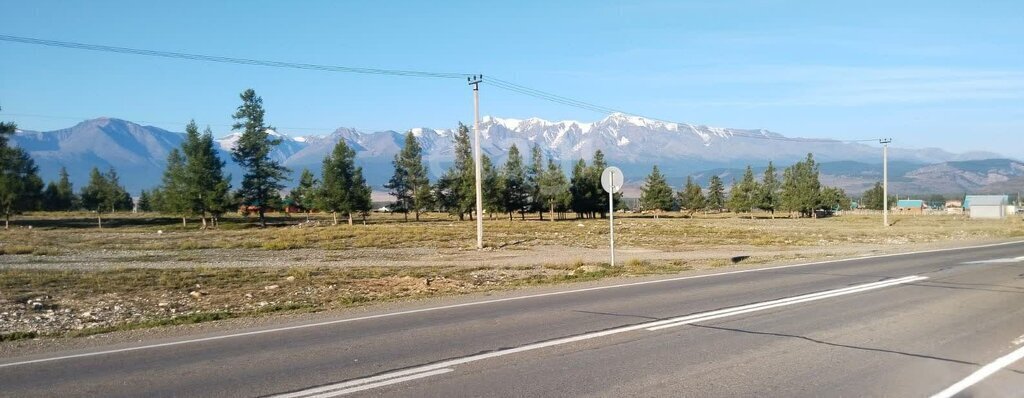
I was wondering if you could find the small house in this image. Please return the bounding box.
[896,199,925,214]
[965,195,1008,219]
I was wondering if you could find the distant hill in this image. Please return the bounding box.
[11,115,1017,197]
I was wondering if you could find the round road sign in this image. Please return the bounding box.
[601,166,623,194]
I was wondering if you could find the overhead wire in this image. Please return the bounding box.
[0,34,470,79]
[1,34,884,143]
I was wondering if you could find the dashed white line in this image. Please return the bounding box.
[272,276,926,397]
[931,344,1024,398]
[279,368,454,398]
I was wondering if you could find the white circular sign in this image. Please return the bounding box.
[601,166,624,194]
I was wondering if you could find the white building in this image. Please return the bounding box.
[966,195,1008,219]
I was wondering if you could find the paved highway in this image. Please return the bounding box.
[3,241,1024,397]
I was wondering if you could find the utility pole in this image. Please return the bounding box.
[468,75,484,249]
[880,138,892,227]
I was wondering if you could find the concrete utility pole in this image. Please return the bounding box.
[880,138,892,227]
[469,75,484,249]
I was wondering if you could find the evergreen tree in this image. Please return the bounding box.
[590,150,613,218]
[640,165,674,212]
[42,167,77,211]
[756,162,780,218]
[819,186,851,212]
[440,123,476,220]
[159,148,191,225]
[230,89,289,227]
[386,131,431,221]
[0,118,43,228]
[501,144,529,220]
[677,176,705,217]
[705,175,725,212]
[179,122,232,228]
[569,159,594,218]
[728,165,759,217]
[860,182,895,210]
[138,190,153,212]
[481,154,504,218]
[318,140,370,225]
[527,143,544,219]
[288,168,318,219]
[79,167,129,227]
[539,157,570,221]
[780,153,821,217]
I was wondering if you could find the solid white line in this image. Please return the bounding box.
[648,276,927,331]
[2,239,1019,368]
[272,276,925,397]
[931,344,1024,398]
[643,276,923,332]
[304,368,453,398]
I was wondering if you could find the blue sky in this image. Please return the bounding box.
[1,1,1022,157]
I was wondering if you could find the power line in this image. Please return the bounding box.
[0,34,471,79]
[1,34,883,143]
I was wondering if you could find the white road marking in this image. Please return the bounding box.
[271,276,925,397]
[1,239,1018,369]
[277,368,454,398]
[963,256,1024,264]
[647,276,927,331]
[931,344,1024,398]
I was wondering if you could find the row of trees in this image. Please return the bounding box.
[0,111,136,228]
[148,89,372,227]
[373,123,617,222]
[640,154,851,218]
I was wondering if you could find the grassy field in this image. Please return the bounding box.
[1,210,1021,341]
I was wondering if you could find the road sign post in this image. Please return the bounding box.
[601,166,623,266]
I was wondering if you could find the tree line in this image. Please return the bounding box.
[639,154,852,218]
[1,94,876,230]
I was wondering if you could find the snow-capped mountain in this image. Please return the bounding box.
[11,114,1009,195]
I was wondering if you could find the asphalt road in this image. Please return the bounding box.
[3,241,1024,397]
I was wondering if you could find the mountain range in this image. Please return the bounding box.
[10,115,1022,198]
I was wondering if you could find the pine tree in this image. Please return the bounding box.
[728,165,759,217]
[677,175,705,217]
[569,159,593,218]
[159,148,191,225]
[79,167,129,227]
[860,182,894,210]
[640,165,674,212]
[318,140,369,225]
[539,156,569,221]
[138,190,153,212]
[527,143,544,219]
[230,89,289,227]
[502,144,529,220]
[819,186,851,212]
[481,154,504,218]
[705,175,725,212]
[780,153,821,217]
[756,162,780,218]
[288,168,318,219]
[177,121,232,228]
[590,150,611,218]
[441,123,476,220]
[0,118,43,228]
[386,131,431,221]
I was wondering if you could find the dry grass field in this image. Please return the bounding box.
[1,210,1021,342]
